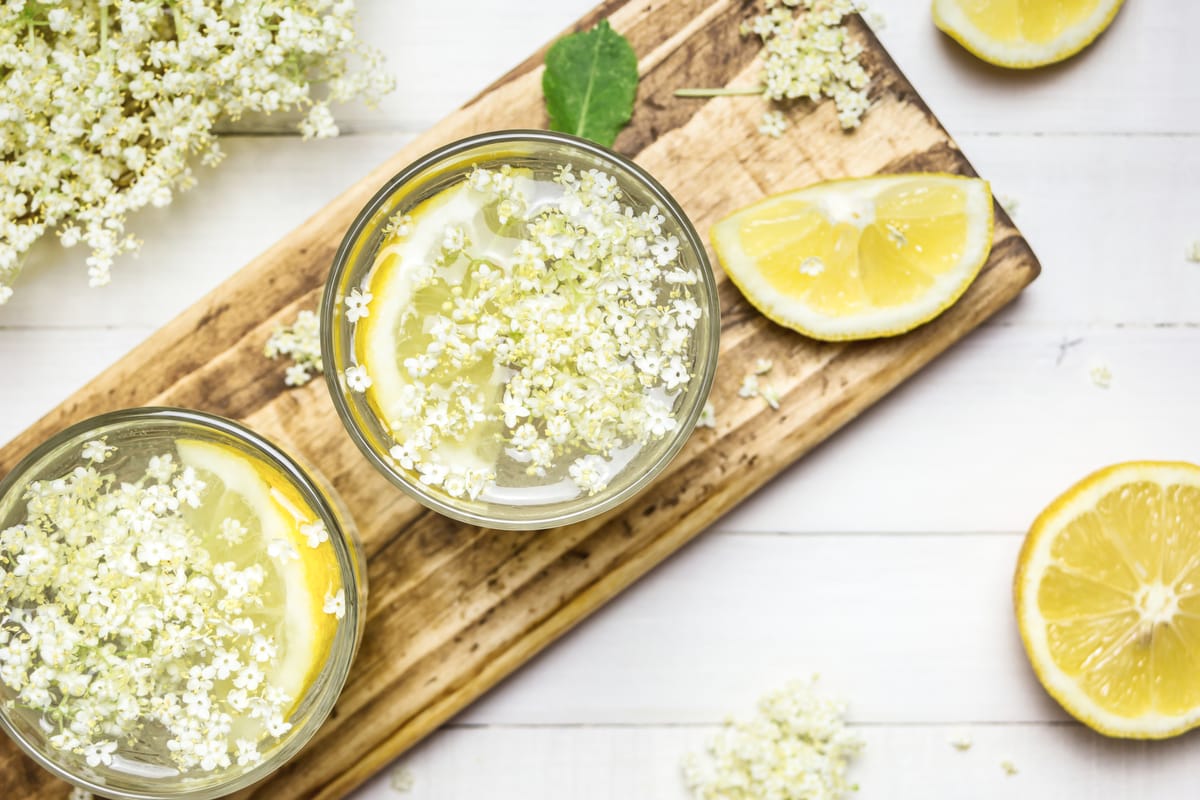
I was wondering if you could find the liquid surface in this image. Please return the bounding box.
[351,162,705,508]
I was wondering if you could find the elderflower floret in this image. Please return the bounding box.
[323,589,346,620]
[266,309,323,387]
[683,676,864,799]
[697,401,717,429]
[345,364,372,392]
[1186,241,1200,263]
[568,456,611,496]
[759,110,789,138]
[0,2,394,301]
[345,288,373,323]
[301,520,329,548]
[80,438,115,463]
[761,384,782,410]
[390,764,415,792]
[0,441,308,774]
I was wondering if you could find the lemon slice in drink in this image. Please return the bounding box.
[710,174,993,341]
[356,177,535,475]
[1015,462,1200,738]
[176,439,340,713]
[933,0,1124,68]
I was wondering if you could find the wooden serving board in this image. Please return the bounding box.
[0,0,1040,796]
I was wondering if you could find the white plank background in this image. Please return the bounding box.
[3,0,1199,797]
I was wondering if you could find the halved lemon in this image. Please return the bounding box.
[710,174,993,341]
[933,0,1125,68]
[176,439,340,712]
[1015,462,1200,738]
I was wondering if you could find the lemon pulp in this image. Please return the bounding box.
[176,439,340,717]
[710,174,993,341]
[1016,462,1200,738]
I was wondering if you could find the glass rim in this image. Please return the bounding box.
[0,406,362,800]
[321,128,721,530]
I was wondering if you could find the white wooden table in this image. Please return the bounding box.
[3,2,1199,797]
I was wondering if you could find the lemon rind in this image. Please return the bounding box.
[932,0,1125,69]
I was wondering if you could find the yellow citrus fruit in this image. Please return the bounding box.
[710,174,993,341]
[1015,461,1200,738]
[176,439,340,713]
[356,178,528,473]
[933,0,1125,68]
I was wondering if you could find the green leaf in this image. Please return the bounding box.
[542,20,638,148]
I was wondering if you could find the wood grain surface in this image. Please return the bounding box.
[0,0,1040,796]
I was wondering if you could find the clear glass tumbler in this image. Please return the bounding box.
[0,407,365,799]
[322,129,720,530]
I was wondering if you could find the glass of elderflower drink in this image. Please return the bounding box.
[0,408,365,799]
[322,130,720,530]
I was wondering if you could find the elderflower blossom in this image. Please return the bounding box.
[0,1,394,301]
[683,676,864,800]
[266,309,323,387]
[323,589,346,620]
[759,110,789,138]
[568,456,611,496]
[761,384,782,410]
[743,0,872,132]
[345,364,372,392]
[697,401,717,429]
[356,163,704,499]
[80,438,115,463]
[0,441,313,773]
[390,764,415,792]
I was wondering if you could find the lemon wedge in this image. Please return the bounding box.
[933,0,1124,68]
[710,174,993,341]
[1015,462,1200,738]
[176,439,340,714]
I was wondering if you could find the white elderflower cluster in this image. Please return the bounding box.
[683,677,864,800]
[0,1,394,302]
[1089,361,1113,390]
[266,308,323,387]
[0,443,300,773]
[357,163,703,499]
[743,0,872,133]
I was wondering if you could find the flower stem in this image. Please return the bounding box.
[674,86,764,98]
